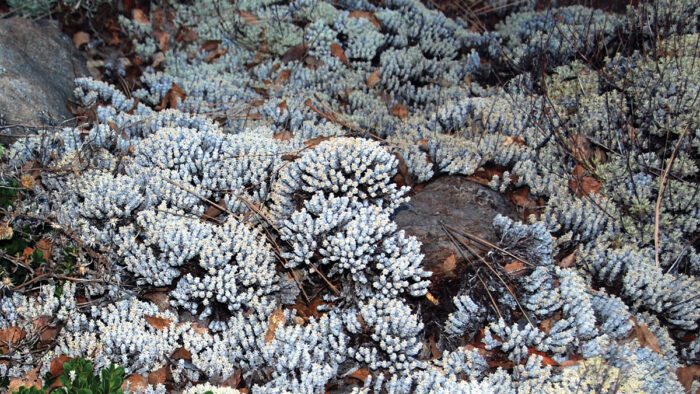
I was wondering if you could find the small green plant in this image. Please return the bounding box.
[12,358,125,394]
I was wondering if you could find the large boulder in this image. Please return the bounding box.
[394,176,518,273]
[0,17,88,144]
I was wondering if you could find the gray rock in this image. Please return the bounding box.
[0,17,88,144]
[394,176,518,272]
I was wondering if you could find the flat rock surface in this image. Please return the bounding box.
[394,176,518,270]
[0,17,87,143]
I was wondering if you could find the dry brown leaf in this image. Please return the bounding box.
[0,326,26,352]
[171,347,192,360]
[390,104,409,120]
[0,224,13,241]
[150,7,167,31]
[429,334,442,359]
[265,306,285,343]
[9,366,42,392]
[72,31,90,48]
[20,174,35,190]
[367,69,381,88]
[273,130,294,141]
[274,69,292,87]
[148,366,168,385]
[152,51,166,68]
[504,261,525,275]
[49,355,72,379]
[510,187,536,209]
[539,318,553,334]
[239,10,260,25]
[676,365,700,392]
[558,251,576,268]
[144,315,172,330]
[132,8,149,24]
[122,374,149,392]
[558,359,580,368]
[36,239,52,263]
[426,292,439,306]
[330,43,349,64]
[281,43,308,63]
[347,368,370,383]
[503,135,526,147]
[630,321,663,354]
[159,83,186,110]
[442,254,457,276]
[303,136,333,148]
[200,40,220,52]
[153,30,170,52]
[221,369,242,388]
[205,48,228,63]
[143,291,171,312]
[348,10,381,29]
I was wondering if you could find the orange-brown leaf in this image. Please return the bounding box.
[273,130,294,141]
[200,40,220,52]
[148,366,168,385]
[9,366,42,392]
[144,315,172,330]
[330,43,349,64]
[274,69,292,87]
[73,31,90,48]
[367,69,381,88]
[36,239,52,263]
[510,187,536,209]
[503,135,526,147]
[303,136,333,148]
[49,355,73,379]
[676,365,700,392]
[631,323,663,354]
[122,374,149,392]
[171,347,192,360]
[504,261,525,275]
[159,83,186,110]
[558,251,576,268]
[153,30,170,52]
[239,10,260,25]
[348,11,381,29]
[265,306,285,343]
[347,368,370,383]
[132,8,149,24]
[205,48,228,63]
[390,104,409,120]
[281,43,308,63]
[442,254,457,276]
[0,326,27,352]
[426,292,439,306]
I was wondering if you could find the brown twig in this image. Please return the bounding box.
[654,124,690,267]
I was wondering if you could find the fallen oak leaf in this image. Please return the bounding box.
[504,261,525,275]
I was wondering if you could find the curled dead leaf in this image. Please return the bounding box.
[441,254,457,277]
[265,307,285,343]
[630,321,663,354]
[273,130,294,141]
[171,347,192,360]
